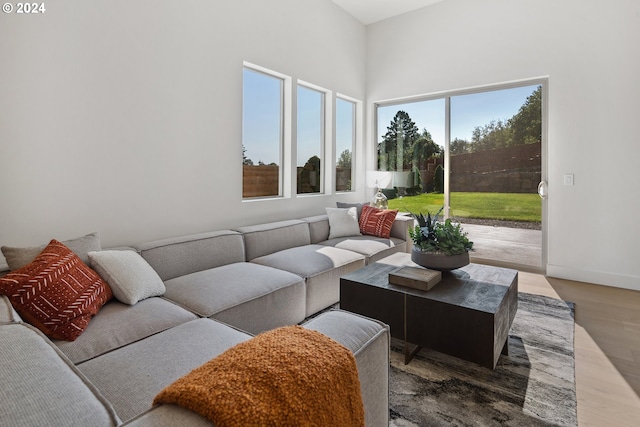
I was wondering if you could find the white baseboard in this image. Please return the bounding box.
[546,264,640,292]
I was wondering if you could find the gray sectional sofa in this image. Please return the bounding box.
[0,212,413,426]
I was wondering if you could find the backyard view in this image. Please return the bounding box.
[378,84,542,226]
[378,84,544,268]
[387,192,541,225]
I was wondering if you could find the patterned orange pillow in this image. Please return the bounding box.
[0,239,112,341]
[359,205,398,238]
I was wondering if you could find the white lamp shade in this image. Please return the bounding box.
[366,171,393,189]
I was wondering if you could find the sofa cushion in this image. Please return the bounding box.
[163,262,305,334]
[1,232,101,270]
[128,311,390,427]
[359,205,398,238]
[0,294,21,323]
[251,244,362,279]
[321,235,406,264]
[251,244,365,316]
[122,405,213,427]
[302,214,331,243]
[89,250,165,305]
[78,318,251,423]
[0,323,120,427]
[326,207,361,239]
[54,298,198,364]
[137,230,245,281]
[235,220,311,261]
[0,240,112,341]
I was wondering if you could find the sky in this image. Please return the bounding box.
[243,68,539,166]
[243,68,356,167]
[377,84,540,147]
[297,86,323,167]
[242,68,282,166]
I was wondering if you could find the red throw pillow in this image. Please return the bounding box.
[0,239,112,341]
[359,205,398,238]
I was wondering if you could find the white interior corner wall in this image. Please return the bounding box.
[365,0,640,291]
[0,0,366,262]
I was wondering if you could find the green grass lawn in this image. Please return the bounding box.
[387,192,541,222]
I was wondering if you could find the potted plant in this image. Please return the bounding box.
[408,207,474,271]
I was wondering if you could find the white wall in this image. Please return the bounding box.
[366,0,640,290]
[0,0,367,266]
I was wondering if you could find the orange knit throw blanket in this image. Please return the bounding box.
[153,325,365,427]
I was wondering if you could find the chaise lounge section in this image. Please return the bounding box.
[1,296,390,426]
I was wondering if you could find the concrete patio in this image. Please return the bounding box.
[462,223,543,272]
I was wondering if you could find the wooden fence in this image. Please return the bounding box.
[243,165,352,197]
[421,142,541,193]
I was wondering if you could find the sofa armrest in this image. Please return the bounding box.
[302,310,390,427]
[0,323,121,426]
[390,214,414,253]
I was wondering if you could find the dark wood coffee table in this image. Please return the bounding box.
[340,252,518,369]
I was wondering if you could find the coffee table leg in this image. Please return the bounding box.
[403,294,422,364]
[501,337,509,356]
[404,342,423,364]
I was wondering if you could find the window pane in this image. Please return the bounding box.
[297,86,324,194]
[242,68,283,198]
[336,98,355,192]
[377,99,444,196]
[449,84,543,268]
[449,84,542,208]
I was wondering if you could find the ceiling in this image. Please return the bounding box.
[332,0,445,25]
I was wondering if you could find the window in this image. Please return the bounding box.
[336,97,355,192]
[377,99,444,194]
[242,66,284,199]
[297,84,326,194]
[242,63,360,199]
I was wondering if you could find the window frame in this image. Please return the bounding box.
[241,62,361,201]
[296,80,331,196]
[241,62,292,200]
[335,95,357,193]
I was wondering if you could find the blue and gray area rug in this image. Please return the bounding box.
[389,292,577,426]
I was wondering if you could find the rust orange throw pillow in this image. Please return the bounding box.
[359,205,398,238]
[0,239,112,341]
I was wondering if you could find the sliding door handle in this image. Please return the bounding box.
[537,181,548,199]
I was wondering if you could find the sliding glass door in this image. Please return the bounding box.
[449,85,543,270]
[376,82,546,271]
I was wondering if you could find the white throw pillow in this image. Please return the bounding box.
[88,250,165,305]
[326,207,362,239]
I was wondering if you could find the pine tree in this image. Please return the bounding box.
[378,111,420,171]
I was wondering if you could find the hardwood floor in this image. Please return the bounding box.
[518,272,640,426]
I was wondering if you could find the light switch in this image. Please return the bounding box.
[563,174,574,186]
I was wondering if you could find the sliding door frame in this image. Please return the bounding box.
[373,77,548,273]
